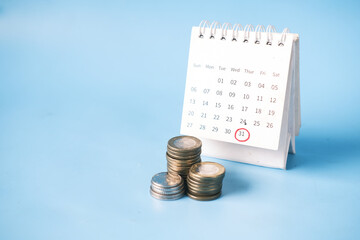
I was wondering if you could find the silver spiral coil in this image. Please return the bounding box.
[198,20,291,46]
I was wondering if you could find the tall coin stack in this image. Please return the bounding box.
[187,162,225,201]
[150,172,185,200]
[166,136,202,181]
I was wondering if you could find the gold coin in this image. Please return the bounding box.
[167,162,190,170]
[167,160,200,168]
[167,160,200,169]
[186,181,221,188]
[187,184,222,192]
[167,171,186,178]
[187,188,221,196]
[186,176,221,188]
[167,149,201,159]
[189,162,225,179]
[167,165,190,174]
[167,160,199,168]
[166,153,201,163]
[186,184,221,193]
[187,191,222,201]
[187,172,224,184]
[167,136,202,153]
[167,156,201,162]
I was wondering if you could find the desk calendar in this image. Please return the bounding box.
[180,21,300,169]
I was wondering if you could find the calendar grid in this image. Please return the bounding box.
[180,26,293,151]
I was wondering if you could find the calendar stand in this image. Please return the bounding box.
[180,21,300,169]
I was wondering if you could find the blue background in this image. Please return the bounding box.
[1,0,360,239]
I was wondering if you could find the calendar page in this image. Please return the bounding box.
[180,27,294,150]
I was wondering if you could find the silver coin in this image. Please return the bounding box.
[150,188,185,200]
[151,184,185,195]
[151,172,183,189]
[151,187,184,195]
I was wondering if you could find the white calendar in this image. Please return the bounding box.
[180,21,300,169]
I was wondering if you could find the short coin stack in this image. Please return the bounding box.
[187,162,225,201]
[166,136,202,181]
[150,172,185,200]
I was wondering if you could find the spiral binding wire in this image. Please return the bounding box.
[243,24,254,43]
[198,21,291,46]
[209,21,221,39]
[221,23,232,40]
[254,25,265,44]
[199,20,210,38]
[279,28,290,46]
[232,24,243,41]
[266,25,277,45]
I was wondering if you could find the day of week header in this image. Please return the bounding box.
[193,63,280,77]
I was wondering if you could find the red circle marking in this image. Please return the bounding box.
[234,128,250,142]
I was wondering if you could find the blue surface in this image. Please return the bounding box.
[1,1,360,239]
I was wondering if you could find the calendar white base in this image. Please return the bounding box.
[200,134,292,169]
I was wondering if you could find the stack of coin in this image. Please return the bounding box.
[187,162,225,201]
[166,136,202,180]
[150,172,185,200]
